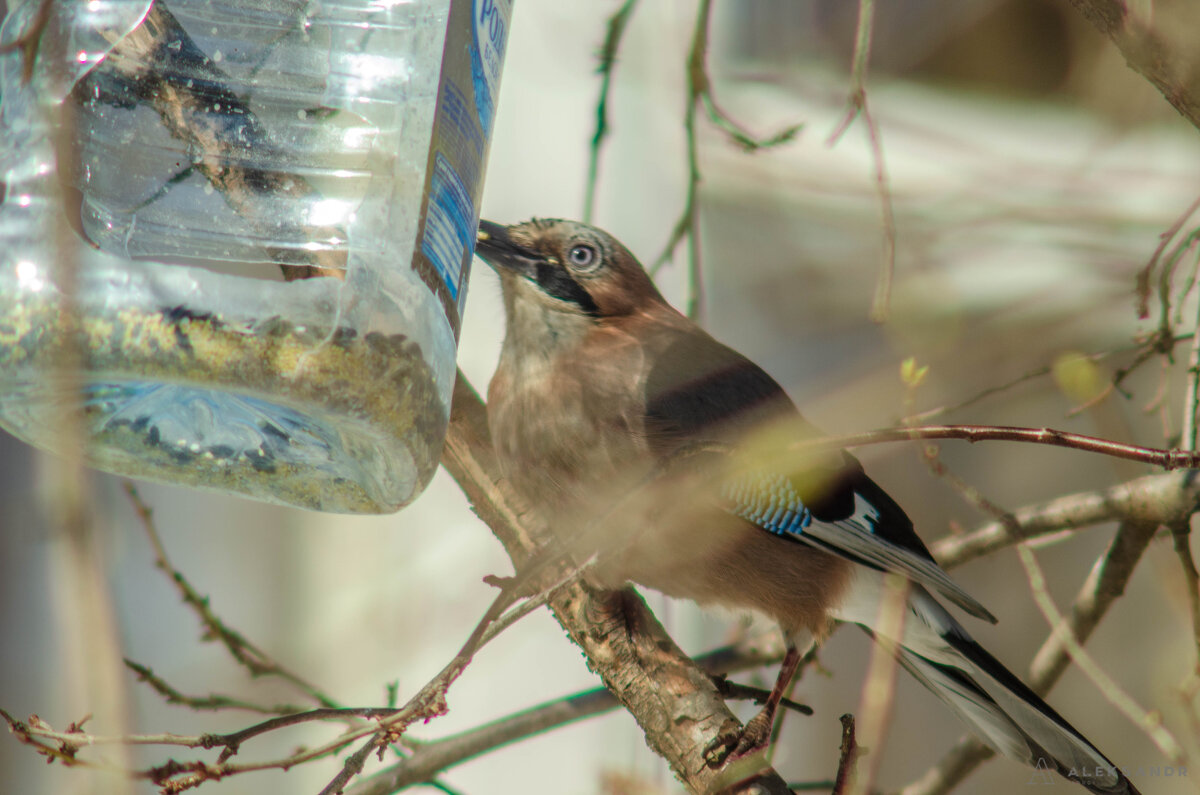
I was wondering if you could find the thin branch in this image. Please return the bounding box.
[346,640,792,795]
[909,336,1194,424]
[713,681,813,717]
[700,92,801,152]
[832,714,862,795]
[1133,195,1200,367]
[1016,543,1185,763]
[1169,519,1200,717]
[653,0,710,321]
[794,423,1200,470]
[1064,336,1168,418]
[1028,520,1160,688]
[1175,245,1200,326]
[1155,228,1200,345]
[1183,282,1200,451]
[1172,269,1200,718]
[906,518,1163,794]
[583,0,639,223]
[920,445,1018,529]
[123,483,340,709]
[7,559,546,794]
[1173,521,1200,659]
[848,574,907,795]
[933,471,1195,568]
[826,0,894,323]
[123,659,309,716]
[315,542,587,795]
[0,706,406,791]
[652,0,801,322]
[897,736,996,795]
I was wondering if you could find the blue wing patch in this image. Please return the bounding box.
[720,467,996,624]
[722,470,815,538]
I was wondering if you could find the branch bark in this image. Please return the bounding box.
[933,471,1199,568]
[1066,0,1200,132]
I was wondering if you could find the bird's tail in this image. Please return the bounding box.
[835,573,1140,795]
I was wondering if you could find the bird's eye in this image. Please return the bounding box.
[567,243,598,270]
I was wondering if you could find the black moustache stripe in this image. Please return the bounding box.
[535,263,599,316]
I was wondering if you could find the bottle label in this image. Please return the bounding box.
[415,0,510,337]
[422,152,472,301]
[471,0,511,138]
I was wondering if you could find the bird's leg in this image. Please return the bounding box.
[704,643,802,765]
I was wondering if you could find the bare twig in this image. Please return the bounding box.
[897,736,996,795]
[920,445,1019,529]
[346,640,789,795]
[1064,336,1168,418]
[653,0,710,320]
[1016,543,1185,763]
[848,574,907,795]
[791,423,1200,471]
[1154,228,1200,346]
[0,705,406,791]
[583,0,639,223]
[832,714,862,795]
[8,533,547,795]
[934,471,1194,568]
[1183,290,1200,451]
[123,660,308,717]
[1172,282,1200,704]
[906,518,1164,794]
[712,680,813,717]
[908,336,1193,424]
[1029,520,1160,688]
[826,0,894,323]
[123,483,340,709]
[315,537,590,795]
[652,0,801,321]
[1170,519,1200,725]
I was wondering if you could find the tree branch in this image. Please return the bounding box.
[797,424,1200,470]
[346,641,791,795]
[1065,0,1200,133]
[583,0,639,223]
[933,471,1197,568]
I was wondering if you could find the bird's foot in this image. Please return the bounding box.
[703,710,774,767]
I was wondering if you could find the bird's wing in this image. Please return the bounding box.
[642,327,996,623]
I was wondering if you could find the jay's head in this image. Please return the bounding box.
[475,218,665,320]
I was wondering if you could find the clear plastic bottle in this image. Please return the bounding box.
[0,0,511,512]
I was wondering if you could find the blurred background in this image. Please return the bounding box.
[3,0,1200,792]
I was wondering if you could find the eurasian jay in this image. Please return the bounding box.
[474,217,1138,794]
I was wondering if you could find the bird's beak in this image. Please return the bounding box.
[475,220,544,280]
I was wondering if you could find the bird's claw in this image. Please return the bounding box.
[703,719,741,766]
[703,712,773,767]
